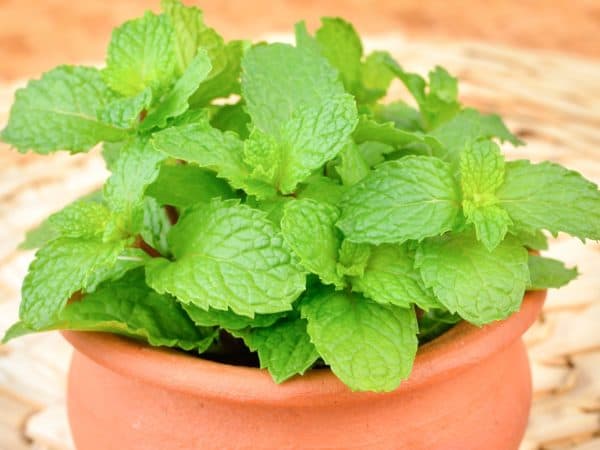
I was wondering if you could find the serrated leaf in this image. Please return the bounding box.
[415,232,529,325]
[337,240,371,277]
[210,102,251,139]
[431,108,523,163]
[357,51,395,104]
[338,156,460,244]
[497,160,600,240]
[182,303,285,331]
[528,255,578,290]
[141,50,212,131]
[47,201,110,239]
[301,288,418,392]
[1,66,127,153]
[139,197,171,256]
[7,270,216,352]
[357,141,395,167]
[103,11,176,97]
[460,140,511,250]
[314,17,363,93]
[243,93,358,194]
[334,143,370,186]
[511,227,549,251]
[98,88,152,129]
[351,244,440,310]
[296,176,346,206]
[353,116,442,153]
[104,139,166,236]
[241,43,345,135]
[146,200,305,317]
[281,199,344,287]
[146,163,234,208]
[84,248,150,292]
[373,100,422,132]
[244,317,319,383]
[19,238,125,329]
[151,121,275,198]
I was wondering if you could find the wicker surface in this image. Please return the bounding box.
[0,35,599,450]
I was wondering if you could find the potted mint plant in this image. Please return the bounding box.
[2,1,598,449]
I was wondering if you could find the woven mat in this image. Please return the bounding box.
[0,35,599,450]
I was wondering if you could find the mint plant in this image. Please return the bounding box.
[2,1,599,392]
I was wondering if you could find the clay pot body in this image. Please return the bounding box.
[64,290,545,450]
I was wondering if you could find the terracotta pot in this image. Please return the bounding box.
[63,289,545,450]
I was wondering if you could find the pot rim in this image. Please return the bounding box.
[63,289,545,406]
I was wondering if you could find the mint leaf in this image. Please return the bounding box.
[353,116,442,153]
[314,18,362,93]
[146,163,234,208]
[528,255,578,290]
[244,317,319,383]
[99,88,152,129]
[431,108,523,162]
[357,141,395,167]
[351,244,440,310]
[47,201,110,239]
[210,103,251,139]
[161,0,225,76]
[20,238,125,329]
[104,139,165,236]
[337,240,371,277]
[151,121,275,198]
[338,156,460,244]
[103,11,176,97]
[84,248,150,292]
[189,40,248,106]
[296,176,346,206]
[334,143,370,186]
[460,140,511,250]
[243,93,358,194]
[373,101,422,132]
[139,197,171,256]
[301,288,418,392]
[415,232,529,325]
[512,227,549,251]
[281,199,344,288]
[141,50,212,131]
[146,200,305,317]
[241,43,344,135]
[497,160,600,240]
[182,303,285,331]
[1,66,127,153]
[357,51,395,103]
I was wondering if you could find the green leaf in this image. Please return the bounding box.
[7,270,216,352]
[431,108,523,163]
[338,156,460,244]
[146,163,234,208]
[301,288,418,392]
[139,197,171,257]
[47,201,110,239]
[84,248,150,292]
[244,317,320,383]
[1,66,127,153]
[182,303,285,331]
[353,116,442,153]
[314,17,363,93]
[103,11,176,97]
[357,51,395,104]
[19,238,125,329]
[336,240,371,277]
[415,232,530,325]
[512,227,549,251]
[98,88,152,129]
[161,0,226,77]
[151,121,275,198]
[104,139,166,236]
[497,160,600,240]
[141,50,212,131]
[243,93,358,194]
[373,101,422,132]
[460,140,511,250]
[189,40,248,106]
[241,43,345,135]
[146,200,306,317]
[334,143,370,186]
[351,244,440,310]
[210,102,251,139]
[464,205,512,252]
[296,176,346,206]
[281,199,344,287]
[528,255,578,290]
[357,141,395,167]
[418,308,461,344]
